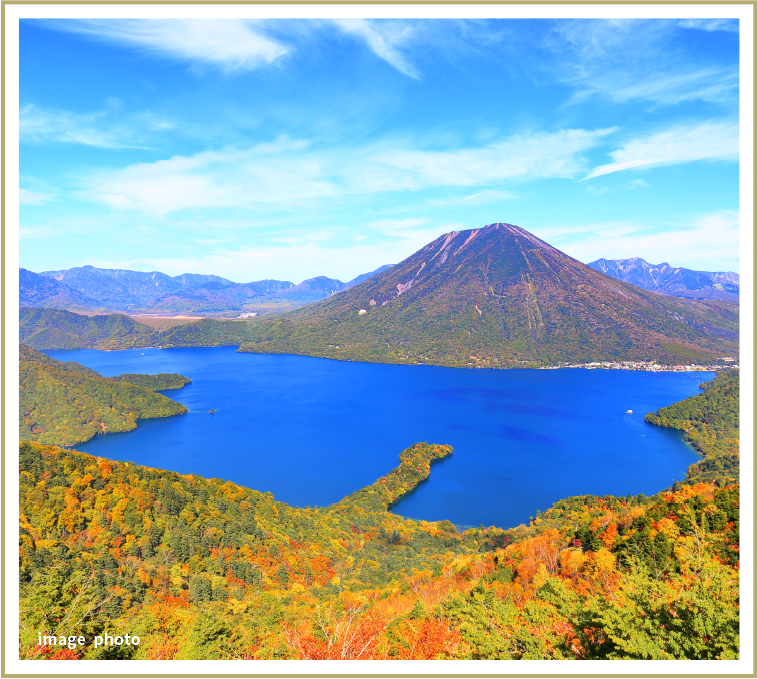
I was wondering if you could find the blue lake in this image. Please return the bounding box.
[45,347,708,530]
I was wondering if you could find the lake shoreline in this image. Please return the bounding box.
[47,347,708,529]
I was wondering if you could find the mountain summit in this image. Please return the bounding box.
[231,222,738,366]
[587,257,739,301]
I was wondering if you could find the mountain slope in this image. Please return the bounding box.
[646,370,739,484]
[20,268,103,311]
[269,275,343,302]
[338,264,394,291]
[19,345,188,446]
[38,265,235,309]
[20,308,157,350]
[227,223,738,366]
[587,257,739,301]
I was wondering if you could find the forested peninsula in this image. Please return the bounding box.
[646,371,739,484]
[19,345,190,447]
[111,373,192,391]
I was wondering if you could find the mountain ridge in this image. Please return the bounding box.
[20,264,394,316]
[587,257,739,301]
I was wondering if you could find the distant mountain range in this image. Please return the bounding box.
[19,264,394,315]
[19,225,739,365]
[587,257,739,301]
[155,222,737,367]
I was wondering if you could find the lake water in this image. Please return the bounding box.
[45,347,707,529]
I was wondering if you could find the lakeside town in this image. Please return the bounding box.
[542,358,738,372]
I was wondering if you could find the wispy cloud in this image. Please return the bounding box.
[626,179,649,190]
[366,128,616,190]
[19,188,56,205]
[41,18,427,78]
[549,20,738,107]
[77,137,339,213]
[678,19,739,33]
[331,19,420,78]
[20,225,58,240]
[584,120,738,179]
[428,189,520,206]
[539,210,739,272]
[44,19,289,71]
[84,223,458,283]
[76,127,614,214]
[20,103,159,149]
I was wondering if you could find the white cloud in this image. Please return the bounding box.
[366,128,616,190]
[551,20,738,107]
[46,19,289,71]
[569,65,738,108]
[332,19,419,78]
[19,188,55,205]
[78,140,340,214]
[367,217,431,234]
[427,189,520,207]
[584,120,738,179]
[626,179,649,190]
[20,226,57,240]
[678,19,739,33]
[19,102,166,149]
[86,227,449,283]
[41,18,436,78]
[539,211,739,272]
[77,128,615,214]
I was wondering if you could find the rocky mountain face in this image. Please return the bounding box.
[232,223,738,366]
[587,257,739,301]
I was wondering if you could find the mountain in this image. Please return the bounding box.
[19,268,103,310]
[22,265,388,315]
[217,223,739,366]
[265,275,342,303]
[38,265,235,309]
[587,257,739,301]
[338,264,395,291]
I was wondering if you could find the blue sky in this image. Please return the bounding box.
[19,17,740,283]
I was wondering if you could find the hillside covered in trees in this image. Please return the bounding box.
[20,308,156,350]
[19,345,190,447]
[19,434,739,660]
[646,370,739,485]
